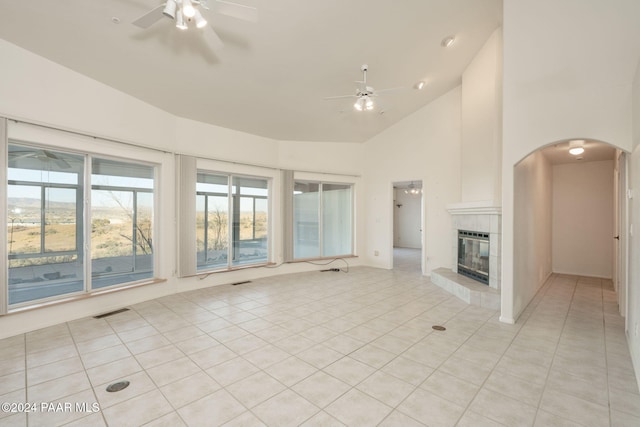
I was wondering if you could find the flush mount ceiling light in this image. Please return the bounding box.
[441,35,456,48]
[569,140,585,156]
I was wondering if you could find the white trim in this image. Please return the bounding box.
[447,201,502,215]
[0,118,7,315]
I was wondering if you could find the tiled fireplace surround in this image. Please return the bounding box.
[430,202,501,310]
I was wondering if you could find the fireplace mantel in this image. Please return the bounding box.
[447,201,501,216]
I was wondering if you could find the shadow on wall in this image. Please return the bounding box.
[512,139,621,320]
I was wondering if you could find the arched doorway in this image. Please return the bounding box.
[511,139,628,321]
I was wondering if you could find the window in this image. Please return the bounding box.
[7,142,156,307]
[196,172,269,271]
[293,181,352,259]
[91,157,155,288]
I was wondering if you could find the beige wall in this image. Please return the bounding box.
[461,28,502,204]
[513,151,553,318]
[552,160,614,278]
[364,87,462,274]
[501,0,640,323]
[628,59,640,390]
[393,189,422,249]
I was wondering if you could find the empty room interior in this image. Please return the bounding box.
[2,1,640,426]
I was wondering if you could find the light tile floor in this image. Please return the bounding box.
[1,266,639,426]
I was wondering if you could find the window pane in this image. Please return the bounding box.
[7,144,84,305]
[293,182,320,258]
[322,184,352,256]
[44,187,77,252]
[8,185,41,254]
[204,195,229,270]
[91,189,134,278]
[91,157,154,289]
[196,194,206,260]
[232,177,268,266]
[136,192,154,274]
[197,173,229,271]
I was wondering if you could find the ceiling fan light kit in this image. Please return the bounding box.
[325,64,402,113]
[182,0,197,18]
[132,0,258,48]
[163,1,177,18]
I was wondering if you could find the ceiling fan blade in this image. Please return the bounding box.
[214,0,258,22]
[132,4,166,29]
[202,25,225,50]
[8,152,35,160]
[324,94,358,100]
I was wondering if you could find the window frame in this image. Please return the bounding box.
[196,169,272,273]
[3,122,167,312]
[292,178,355,260]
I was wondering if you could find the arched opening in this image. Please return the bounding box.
[512,138,628,321]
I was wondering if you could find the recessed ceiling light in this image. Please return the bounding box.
[111,17,121,24]
[441,35,456,48]
[415,81,426,90]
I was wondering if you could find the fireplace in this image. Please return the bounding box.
[458,230,489,284]
[446,202,501,290]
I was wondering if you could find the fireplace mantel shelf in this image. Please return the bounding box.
[447,201,501,216]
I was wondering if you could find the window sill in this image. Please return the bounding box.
[6,278,167,315]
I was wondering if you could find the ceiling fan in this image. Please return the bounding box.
[9,149,72,169]
[324,64,403,112]
[132,0,258,49]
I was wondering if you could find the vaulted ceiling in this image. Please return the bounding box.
[0,0,502,142]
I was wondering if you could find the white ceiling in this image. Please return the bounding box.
[0,0,502,143]
[541,140,617,165]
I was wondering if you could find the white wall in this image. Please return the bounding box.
[364,87,461,274]
[461,28,503,204]
[0,39,366,339]
[513,151,553,318]
[393,189,422,249]
[552,160,614,278]
[501,0,640,323]
[628,58,640,391]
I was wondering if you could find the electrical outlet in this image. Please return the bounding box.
[374,250,379,256]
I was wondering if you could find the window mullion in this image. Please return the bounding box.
[40,185,45,254]
[228,176,233,268]
[133,190,138,272]
[84,154,92,292]
[203,195,209,265]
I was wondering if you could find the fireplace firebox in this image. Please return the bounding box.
[457,230,489,285]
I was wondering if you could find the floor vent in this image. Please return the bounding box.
[231,281,251,286]
[106,380,130,392]
[432,325,446,331]
[94,308,130,319]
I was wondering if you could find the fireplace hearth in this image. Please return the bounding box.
[458,230,489,284]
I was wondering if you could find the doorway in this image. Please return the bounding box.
[512,139,627,320]
[392,181,423,273]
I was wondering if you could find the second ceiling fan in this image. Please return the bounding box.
[324,64,403,112]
